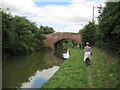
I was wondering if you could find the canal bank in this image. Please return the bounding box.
[42,48,88,88]
[42,47,119,88]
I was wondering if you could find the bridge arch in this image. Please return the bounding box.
[44,32,82,48]
[54,38,78,47]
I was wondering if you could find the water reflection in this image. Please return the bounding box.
[54,48,66,59]
[44,51,64,66]
[2,50,64,88]
[21,66,59,88]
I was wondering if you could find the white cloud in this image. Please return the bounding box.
[55,24,84,33]
[31,0,104,25]
[2,0,37,16]
[66,25,84,32]
[1,0,105,32]
[33,0,72,2]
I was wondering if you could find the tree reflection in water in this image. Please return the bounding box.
[2,50,64,88]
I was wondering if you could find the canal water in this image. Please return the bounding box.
[2,50,65,88]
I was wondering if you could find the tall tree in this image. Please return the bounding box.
[2,9,46,57]
[97,2,120,55]
[79,22,98,46]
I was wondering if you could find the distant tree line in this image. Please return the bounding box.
[1,8,55,58]
[79,2,120,56]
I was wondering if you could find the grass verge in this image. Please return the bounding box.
[42,47,119,88]
[90,47,119,88]
[42,48,88,88]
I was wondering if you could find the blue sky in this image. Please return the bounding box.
[35,2,71,7]
[2,0,105,33]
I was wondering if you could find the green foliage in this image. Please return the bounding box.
[79,2,120,56]
[79,22,98,46]
[2,9,54,57]
[40,25,55,34]
[97,2,120,56]
[56,39,77,49]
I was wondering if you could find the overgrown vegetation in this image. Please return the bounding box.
[90,47,119,88]
[79,2,120,56]
[1,8,55,58]
[42,48,119,88]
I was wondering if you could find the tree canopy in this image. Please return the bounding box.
[79,22,98,46]
[79,2,120,56]
[40,26,55,34]
[1,9,55,57]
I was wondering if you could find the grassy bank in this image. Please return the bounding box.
[42,47,119,88]
[90,47,119,88]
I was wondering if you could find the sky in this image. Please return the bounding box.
[21,66,59,88]
[1,0,107,33]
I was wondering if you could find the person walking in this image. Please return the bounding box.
[84,42,92,66]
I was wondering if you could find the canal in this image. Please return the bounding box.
[2,49,65,88]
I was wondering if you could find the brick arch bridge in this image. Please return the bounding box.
[44,32,82,48]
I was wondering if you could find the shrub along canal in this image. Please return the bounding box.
[2,49,65,88]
